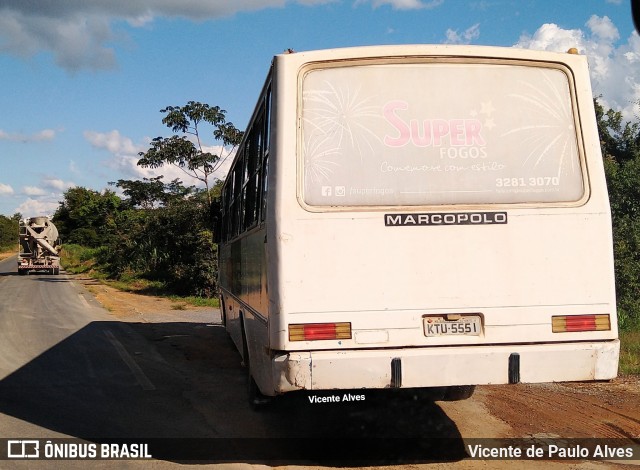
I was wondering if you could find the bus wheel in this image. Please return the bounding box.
[241,324,271,410]
[220,297,227,327]
[247,369,271,410]
[409,387,447,401]
[441,385,475,401]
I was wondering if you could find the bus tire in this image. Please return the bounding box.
[240,319,271,410]
[409,387,447,401]
[220,297,227,327]
[441,385,475,401]
[247,368,271,410]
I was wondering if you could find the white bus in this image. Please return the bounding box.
[217,45,619,406]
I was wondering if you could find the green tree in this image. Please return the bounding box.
[97,189,217,297]
[109,176,166,210]
[53,187,122,247]
[595,99,640,164]
[137,101,243,206]
[109,176,195,209]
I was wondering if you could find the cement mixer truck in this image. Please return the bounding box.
[18,217,61,275]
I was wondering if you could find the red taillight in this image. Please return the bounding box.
[552,314,611,333]
[289,323,351,341]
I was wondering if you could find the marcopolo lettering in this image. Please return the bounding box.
[385,212,508,226]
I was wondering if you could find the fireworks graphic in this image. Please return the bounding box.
[302,135,341,184]
[302,80,382,184]
[501,69,579,178]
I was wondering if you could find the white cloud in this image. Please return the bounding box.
[469,1,491,10]
[84,129,149,179]
[35,129,56,140]
[126,13,154,28]
[0,183,14,195]
[587,15,619,43]
[515,23,583,52]
[14,198,59,217]
[84,129,141,155]
[515,16,640,120]
[0,128,57,142]
[69,160,80,175]
[444,23,480,44]
[0,0,334,71]
[85,129,187,181]
[42,178,76,191]
[12,177,77,217]
[22,186,47,196]
[358,0,443,9]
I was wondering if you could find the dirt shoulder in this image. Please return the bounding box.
[479,378,640,439]
[71,273,221,324]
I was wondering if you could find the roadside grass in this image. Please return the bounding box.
[61,243,219,309]
[168,295,218,308]
[0,245,15,261]
[59,243,101,274]
[619,329,640,376]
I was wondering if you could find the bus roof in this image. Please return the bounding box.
[275,44,585,64]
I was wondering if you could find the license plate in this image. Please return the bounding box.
[423,316,481,337]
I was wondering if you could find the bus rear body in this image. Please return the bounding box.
[218,45,619,399]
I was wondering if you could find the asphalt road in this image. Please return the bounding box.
[0,255,470,468]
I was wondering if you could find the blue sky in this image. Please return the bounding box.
[0,0,637,217]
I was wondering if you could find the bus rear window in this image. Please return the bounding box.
[300,61,585,207]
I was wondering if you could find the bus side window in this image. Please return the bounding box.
[231,156,244,238]
[259,88,271,223]
[243,113,261,230]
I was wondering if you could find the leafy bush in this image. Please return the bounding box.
[0,214,19,250]
[90,192,218,297]
[68,227,100,247]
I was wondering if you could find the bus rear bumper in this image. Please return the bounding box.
[273,340,620,393]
